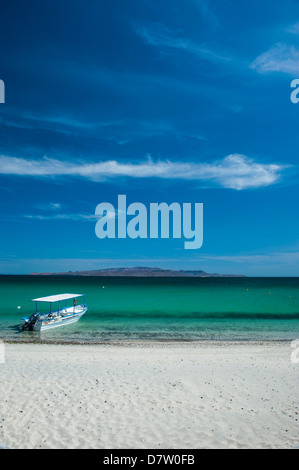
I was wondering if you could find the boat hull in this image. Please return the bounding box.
[21,305,87,332]
[34,309,87,331]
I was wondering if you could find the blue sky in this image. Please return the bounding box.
[0,0,299,275]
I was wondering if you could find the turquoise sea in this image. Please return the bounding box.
[0,275,298,343]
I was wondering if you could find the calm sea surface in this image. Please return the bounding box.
[0,275,298,343]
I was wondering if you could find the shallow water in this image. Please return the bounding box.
[0,275,298,343]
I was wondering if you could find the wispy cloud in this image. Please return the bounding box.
[287,22,299,35]
[3,112,204,145]
[251,42,299,74]
[194,250,299,275]
[3,113,124,138]
[24,213,97,221]
[192,0,218,27]
[34,202,62,211]
[1,250,299,275]
[135,22,232,63]
[0,154,288,190]
[197,251,299,264]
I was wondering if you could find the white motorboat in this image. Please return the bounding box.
[21,293,87,332]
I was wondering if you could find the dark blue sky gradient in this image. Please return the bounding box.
[0,0,298,274]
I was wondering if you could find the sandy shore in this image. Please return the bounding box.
[0,341,298,449]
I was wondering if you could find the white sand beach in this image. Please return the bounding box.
[0,341,298,449]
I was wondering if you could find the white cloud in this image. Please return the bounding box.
[251,42,299,74]
[0,154,287,190]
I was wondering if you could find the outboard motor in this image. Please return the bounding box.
[22,313,39,331]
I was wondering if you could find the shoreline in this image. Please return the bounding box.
[0,337,293,346]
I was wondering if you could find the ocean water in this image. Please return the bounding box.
[0,275,298,343]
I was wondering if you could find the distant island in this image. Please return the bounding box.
[30,267,246,277]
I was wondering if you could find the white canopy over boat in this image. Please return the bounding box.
[31,293,85,303]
